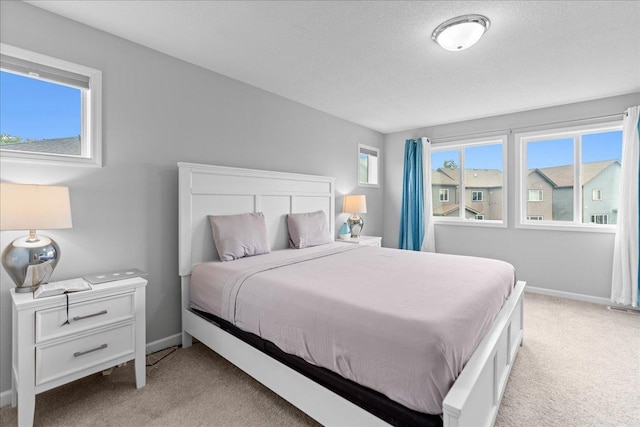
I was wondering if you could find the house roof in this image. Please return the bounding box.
[531,160,619,188]
[1,137,81,155]
[434,168,503,188]
[433,203,483,216]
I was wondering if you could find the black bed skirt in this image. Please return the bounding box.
[191,308,442,427]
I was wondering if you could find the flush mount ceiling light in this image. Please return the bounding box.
[432,14,490,51]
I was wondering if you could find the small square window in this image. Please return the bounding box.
[528,189,543,202]
[592,189,603,201]
[472,190,484,202]
[590,214,608,224]
[439,188,449,202]
[358,144,379,187]
[475,214,485,220]
[0,43,102,167]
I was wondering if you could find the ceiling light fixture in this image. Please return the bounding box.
[432,14,490,51]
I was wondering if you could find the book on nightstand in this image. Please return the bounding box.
[33,278,92,299]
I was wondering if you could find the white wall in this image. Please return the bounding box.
[384,92,640,301]
[0,1,383,396]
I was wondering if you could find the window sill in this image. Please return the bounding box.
[434,219,507,229]
[0,151,102,167]
[515,222,617,233]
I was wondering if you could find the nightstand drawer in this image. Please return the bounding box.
[36,323,135,386]
[35,292,135,343]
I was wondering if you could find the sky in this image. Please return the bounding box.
[0,71,81,140]
[432,131,622,171]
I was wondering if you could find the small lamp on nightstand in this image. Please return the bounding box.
[343,194,367,239]
[1,183,73,293]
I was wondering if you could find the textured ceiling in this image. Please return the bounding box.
[26,1,640,133]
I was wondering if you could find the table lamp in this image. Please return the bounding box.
[343,194,367,238]
[1,183,72,293]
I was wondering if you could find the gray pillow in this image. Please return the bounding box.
[208,212,270,261]
[287,210,331,249]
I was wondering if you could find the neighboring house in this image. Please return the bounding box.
[525,170,554,220]
[432,160,620,223]
[529,160,620,223]
[432,168,504,220]
[583,161,621,224]
[0,136,81,155]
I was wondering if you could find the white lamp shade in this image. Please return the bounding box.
[343,194,367,214]
[0,183,72,230]
[436,22,486,51]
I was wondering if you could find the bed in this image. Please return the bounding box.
[178,162,525,427]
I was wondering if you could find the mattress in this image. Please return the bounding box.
[190,243,515,415]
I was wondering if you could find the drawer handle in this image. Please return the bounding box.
[73,310,108,321]
[74,343,108,357]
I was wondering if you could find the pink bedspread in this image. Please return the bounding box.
[190,243,515,414]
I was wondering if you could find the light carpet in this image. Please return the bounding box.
[1,293,638,426]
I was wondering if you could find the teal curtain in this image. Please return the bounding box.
[399,139,424,250]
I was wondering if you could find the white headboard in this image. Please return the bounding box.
[178,163,335,277]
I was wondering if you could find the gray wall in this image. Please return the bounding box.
[0,1,383,395]
[384,92,640,300]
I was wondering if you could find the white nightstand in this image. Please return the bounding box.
[338,235,382,247]
[10,277,147,427]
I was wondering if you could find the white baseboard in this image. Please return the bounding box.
[0,389,12,409]
[145,333,182,355]
[525,286,611,306]
[0,333,183,408]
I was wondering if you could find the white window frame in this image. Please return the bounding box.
[592,188,603,201]
[471,190,484,202]
[431,135,508,228]
[0,43,102,167]
[515,121,622,233]
[475,214,485,220]
[357,143,380,188]
[527,189,544,202]
[439,188,450,202]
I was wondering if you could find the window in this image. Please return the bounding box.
[516,122,622,230]
[431,135,507,225]
[590,214,608,224]
[0,44,102,166]
[592,189,603,201]
[528,190,544,202]
[358,144,379,187]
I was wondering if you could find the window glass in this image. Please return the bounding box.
[464,143,503,221]
[431,149,460,217]
[581,131,622,224]
[358,144,379,186]
[1,71,81,155]
[0,44,102,166]
[526,138,574,222]
[518,123,622,229]
[431,137,506,224]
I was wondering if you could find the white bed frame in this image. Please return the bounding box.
[178,162,525,427]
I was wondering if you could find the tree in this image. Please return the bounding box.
[0,134,22,144]
[443,159,459,169]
